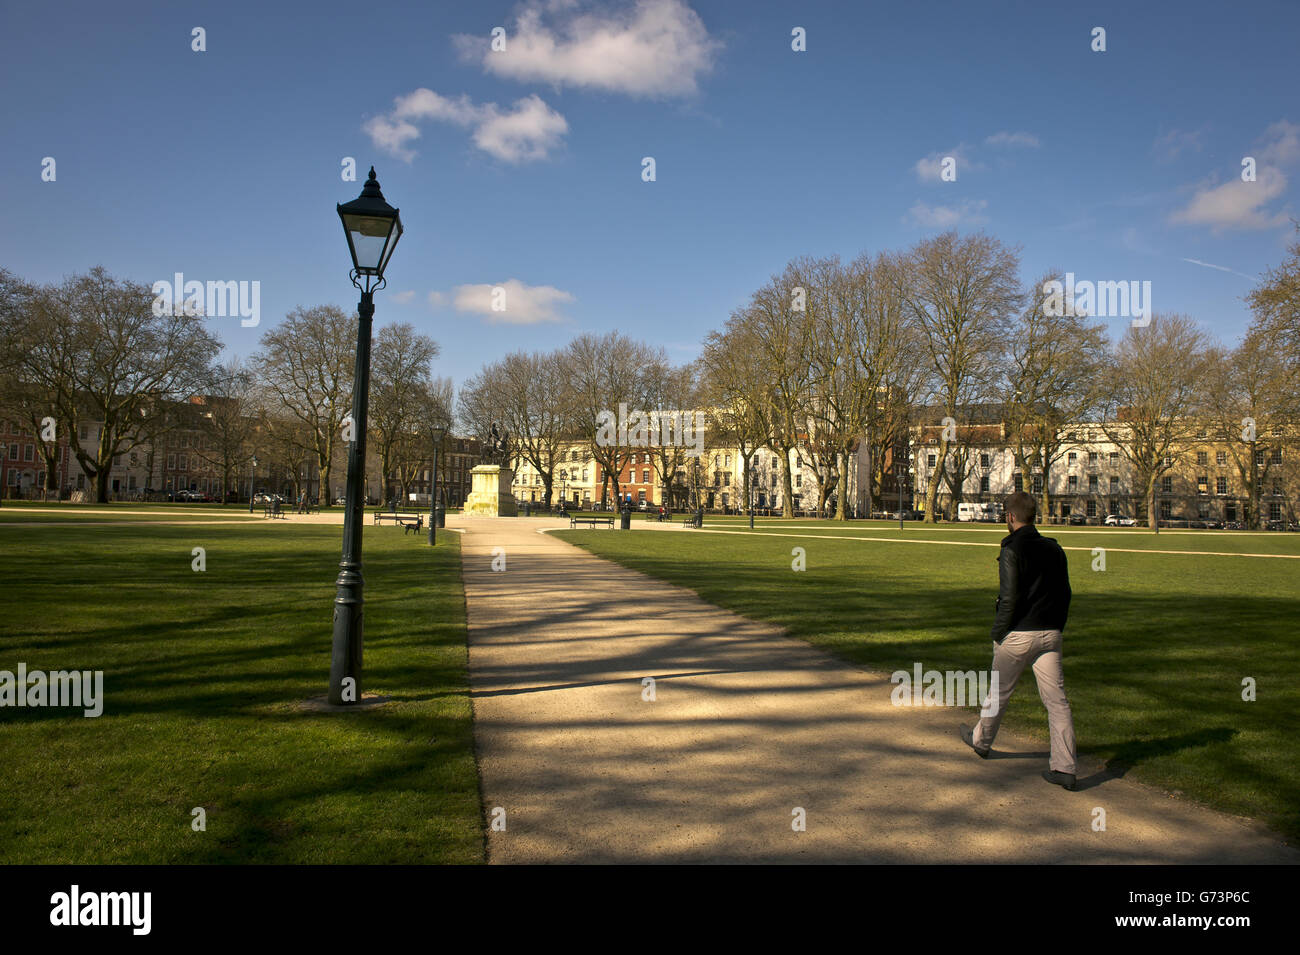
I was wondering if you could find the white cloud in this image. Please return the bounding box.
[1169,119,1298,231]
[1259,119,1300,166]
[1152,127,1206,162]
[984,131,1040,148]
[427,290,448,308]
[455,0,720,98]
[1170,167,1289,231]
[914,146,981,182]
[391,290,415,305]
[905,199,988,228]
[451,279,575,324]
[364,88,568,163]
[472,95,569,163]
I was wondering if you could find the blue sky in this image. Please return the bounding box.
[2,0,1297,389]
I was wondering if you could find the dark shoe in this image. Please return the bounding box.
[959,724,990,759]
[1041,769,1077,791]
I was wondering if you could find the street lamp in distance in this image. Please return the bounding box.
[428,421,447,546]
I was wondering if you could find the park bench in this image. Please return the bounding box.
[570,516,614,529]
[374,511,422,526]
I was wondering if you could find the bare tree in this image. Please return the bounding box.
[1099,315,1211,530]
[193,358,259,503]
[10,268,221,502]
[562,331,663,508]
[253,305,354,505]
[900,232,1021,521]
[739,263,816,517]
[1004,272,1111,519]
[370,322,441,502]
[1203,330,1291,528]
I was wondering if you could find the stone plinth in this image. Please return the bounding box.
[463,464,519,517]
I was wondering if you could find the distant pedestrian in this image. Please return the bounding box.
[960,491,1078,790]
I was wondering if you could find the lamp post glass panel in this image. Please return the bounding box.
[330,166,402,706]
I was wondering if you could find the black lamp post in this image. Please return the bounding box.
[428,423,446,546]
[330,166,403,706]
[248,455,258,513]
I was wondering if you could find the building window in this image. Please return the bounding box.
[1197,451,1208,466]
[1271,502,1283,521]
[642,469,649,484]
[1197,476,1208,495]
[1109,476,1119,492]
[1162,476,1173,493]
[1216,450,1226,465]
[167,454,176,470]
[1013,473,1023,492]
[1109,451,1119,467]
[7,445,15,461]
[179,455,188,471]
[795,474,802,487]
[1271,447,1283,464]
[1032,475,1043,494]
[1067,452,1077,464]
[1068,475,1078,490]
[927,454,936,468]
[1217,476,1228,495]
[980,475,990,492]
[1088,451,1098,465]
[24,445,34,462]
[1160,500,1172,519]
[1088,475,1098,491]
[1086,500,1096,517]
[980,453,990,468]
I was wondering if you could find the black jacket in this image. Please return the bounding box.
[991,524,1071,642]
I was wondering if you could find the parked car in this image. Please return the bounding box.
[1067,514,1088,525]
[1224,521,1245,530]
[1104,515,1137,527]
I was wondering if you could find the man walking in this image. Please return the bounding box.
[960,491,1078,790]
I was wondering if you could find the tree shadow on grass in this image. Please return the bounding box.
[1073,727,1240,791]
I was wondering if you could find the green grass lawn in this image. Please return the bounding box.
[556,519,1300,842]
[0,518,482,864]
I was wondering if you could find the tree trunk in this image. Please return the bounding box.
[924,439,947,522]
[780,446,795,517]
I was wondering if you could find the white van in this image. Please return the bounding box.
[958,502,1003,522]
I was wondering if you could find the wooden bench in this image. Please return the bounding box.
[374,511,422,526]
[570,517,614,529]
